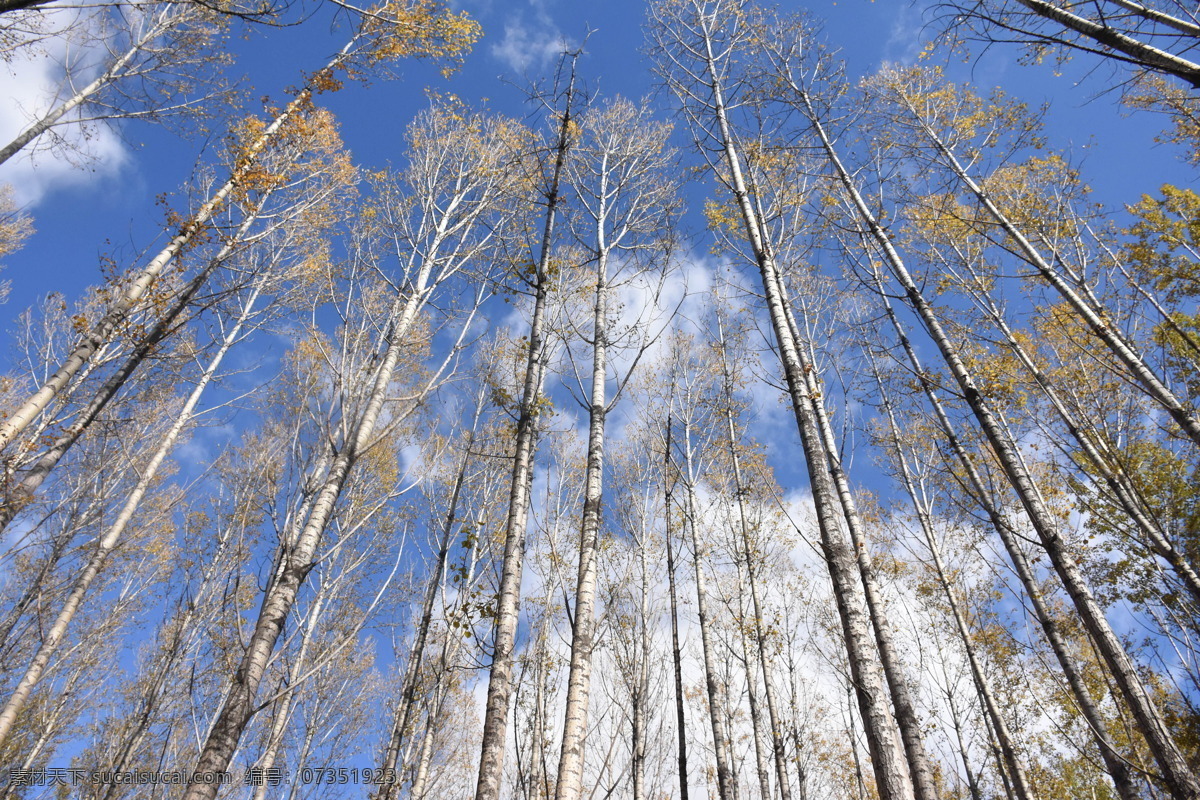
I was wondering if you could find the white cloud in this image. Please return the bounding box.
[0,11,128,207]
[490,8,569,76]
[883,2,930,66]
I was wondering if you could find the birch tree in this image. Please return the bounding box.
[473,54,580,800]
[933,0,1200,89]
[648,4,927,797]
[552,96,678,800]
[0,0,233,167]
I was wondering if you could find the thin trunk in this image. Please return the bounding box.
[868,224,1195,797]
[100,514,242,800]
[0,10,172,165]
[533,615,553,800]
[283,723,318,800]
[875,281,1143,800]
[944,687,985,800]
[847,684,870,800]
[1104,0,1200,37]
[554,249,611,800]
[972,679,1018,800]
[785,649,810,800]
[779,291,939,800]
[738,576,774,800]
[473,59,576,800]
[409,697,440,800]
[378,422,478,800]
[0,523,74,661]
[972,284,1200,606]
[664,412,690,800]
[250,591,327,800]
[631,499,650,800]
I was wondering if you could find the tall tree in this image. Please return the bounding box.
[182,98,512,800]
[473,53,579,800]
[553,96,678,800]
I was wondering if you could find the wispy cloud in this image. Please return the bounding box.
[883,1,932,66]
[490,5,569,76]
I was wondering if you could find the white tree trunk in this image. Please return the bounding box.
[554,254,610,800]
[687,16,914,797]
[473,68,575,800]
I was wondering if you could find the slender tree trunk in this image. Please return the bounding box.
[779,291,940,800]
[944,686,985,800]
[0,523,74,661]
[1104,0,1200,37]
[474,62,577,800]
[847,684,871,800]
[737,576,774,800]
[250,591,327,800]
[664,412,690,800]
[785,651,810,800]
[408,696,441,800]
[876,237,1196,799]
[631,497,651,800]
[972,285,1200,606]
[99,515,243,800]
[378,423,478,800]
[873,281,1144,800]
[554,251,611,800]
[0,9,174,166]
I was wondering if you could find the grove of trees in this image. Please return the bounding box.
[1,1,1199,799]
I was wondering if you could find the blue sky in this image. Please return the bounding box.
[0,0,1189,495]
[0,0,1195,784]
[0,0,1188,492]
[0,0,1185,332]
